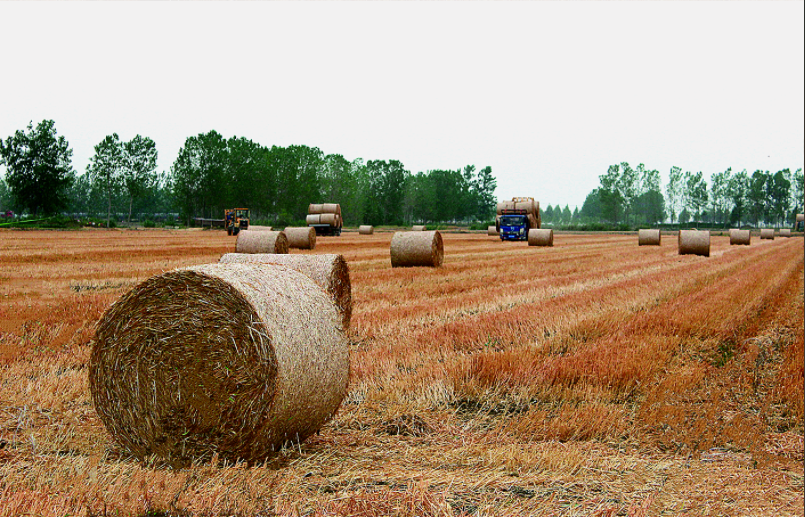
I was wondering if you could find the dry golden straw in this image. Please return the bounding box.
[390,230,444,267]
[89,263,349,467]
[487,225,499,236]
[760,229,775,240]
[247,225,273,231]
[308,204,324,214]
[220,253,352,331]
[411,225,427,231]
[638,229,661,246]
[528,228,553,247]
[779,229,791,237]
[358,225,374,235]
[729,229,751,246]
[305,214,320,225]
[284,227,317,250]
[678,230,710,257]
[797,214,804,223]
[322,203,341,215]
[236,230,289,254]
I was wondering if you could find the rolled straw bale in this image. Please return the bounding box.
[305,214,321,225]
[247,225,273,231]
[487,225,499,236]
[760,229,775,240]
[678,230,710,257]
[495,215,501,233]
[220,253,352,330]
[284,227,317,250]
[89,263,349,466]
[358,225,374,235]
[638,229,661,246]
[779,229,791,237]
[412,225,427,231]
[390,230,443,267]
[318,213,338,226]
[236,230,288,254]
[797,214,804,223]
[729,229,751,246]
[528,228,553,247]
[322,203,341,215]
[496,201,516,215]
[308,204,324,214]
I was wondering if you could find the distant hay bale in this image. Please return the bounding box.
[247,225,273,231]
[305,214,321,225]
[729,229,751,245]
[89,263,349,467]
[236,230,288,254]
[319,213,338,226]
[678,230,710,257]
[797,214,804,223]
[779,229,791,237]
[390,230,443,267]
[308,204,324,214]
[220,254,352,330]
[284,227,316,250]
[638,229,661,246]
[321,203,341,215]
[412,225,427,231]
[358,225,374,235]
[760,229,775,240]
[528,228,553,247]
[487,225,499,236]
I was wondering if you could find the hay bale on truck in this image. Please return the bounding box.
[390,231,444,268]
[307,203,342,236]
[497,197,540,241]
[89,263,349,467]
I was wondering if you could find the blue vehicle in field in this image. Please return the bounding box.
[499,214,532,241]
[496,197,541,241]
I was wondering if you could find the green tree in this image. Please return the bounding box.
[666,166,683,224]
[0,120,74,215]
[122,135,158,222]
[170,131,228,223]
[473,166,497,221]
[684,171,708,222]
[746,170,768,226]
[710,168,732,226]
[87,133,124,227]
[617,162,638,224]
[543,204,555,223]
[791,168,803,216]
[728,169,749,227]
[561,205,572,223]
[768,169,791,226]
[580,189,602,220]
[599,164,624,223]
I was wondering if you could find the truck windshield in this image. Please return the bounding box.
[501,215,526,226]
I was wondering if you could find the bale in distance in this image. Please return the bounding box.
[220,253,352,331]
[678,230,710,257]
[305,214,321,225]
[412,225,427,231]
[358,225,374,235]
[390,230,443,267]
[729,229,751,246]
[89,263,349,467]
[638,229,661,246]
[797,214,804,223]
[284,227,317,250]
[528,228,553,247]
[321,203,341,215]
[779,229,791,237]
[760,229,775,240]
[487,225,499,236]
[308,204,324,214]
[236,230,288,254]
[247,225,273,231]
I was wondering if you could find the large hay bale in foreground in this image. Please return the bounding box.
[89,263,349,467]
[779,229,791,237]
[220,254,352,330]
[390,231,443,267]
[236,230,288,254]
[358,225,374,235]
[487,225,499,236]
[678,230,710,257]
[284,227,316,250]
[528,228,553,247]
[411,225,427,231]
[729,229,751,245]
[247,225,273,231]
[760,229,775,240]
[638,229,661,246]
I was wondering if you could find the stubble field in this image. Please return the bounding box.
[0,228,803,516]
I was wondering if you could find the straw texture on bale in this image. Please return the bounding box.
[797,214,804,223]
[729,229,751,246]
[247,225,273,231]
[220,254,352,331]
[284,227,317,250]
[638,229,661,246]
[89,263,349,467]
[308,204,324,214]
[236,230,288,254]
[305,214,320,225]
[358,225,374,235]
[678,230,710,257]
[487,225,499,236]
[528,228,553,247]
[779,229,791,237]
[760,229,775,240]
[390,230,443,267]
[412,225,427,231]
[322,203,341,215]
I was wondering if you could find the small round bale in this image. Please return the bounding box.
[729,229,751,245]
[779,229,791,237]
[285,227,317,250]
[390,230,443,267]
[308,204,324,214]
[318,213,338,226]
[236,230,289,254]
[678,230,710,257]
[528,228,553,247]
[305,214,321,225]
[322,203,341,215]
[487,225,499,236]
[760,229,775,240]
[412,225,427,231]
[89,263,349,467]
[638,229,661,246]
[358,225,374,235]
[247,225,273,231]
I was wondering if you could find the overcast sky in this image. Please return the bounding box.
[1,1,802,209]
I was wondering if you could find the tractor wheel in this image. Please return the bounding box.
[227,228,233,236]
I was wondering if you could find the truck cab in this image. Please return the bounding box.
[499,214,529,241]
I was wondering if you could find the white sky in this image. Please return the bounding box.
[1,1,802,209]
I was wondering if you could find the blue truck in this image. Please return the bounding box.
[496,197,541,241]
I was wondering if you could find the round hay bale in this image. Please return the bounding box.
[678,230,710,257]
[495,215,500,233]
[318,213,338,226]
[729,229,751,245]
[411,225,427,231]
[284,227,316,250]
[308,204,324,214]
[358,225,374,235]
[528,228,553,247]
[236,230,289,254]
[638,229,661,246]
[760,229,775,240]
[247,225,273,231]
[390,230,443,267]
[321,203,341,215]
[797,214,804,223]
[779,228,791,237]
[220,254,352,331]
[89,263,349,467]
[496,200,516,215]
[487,225,499,236]
[305,214,321,225]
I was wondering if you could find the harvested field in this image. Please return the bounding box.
[0,228,803,516]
